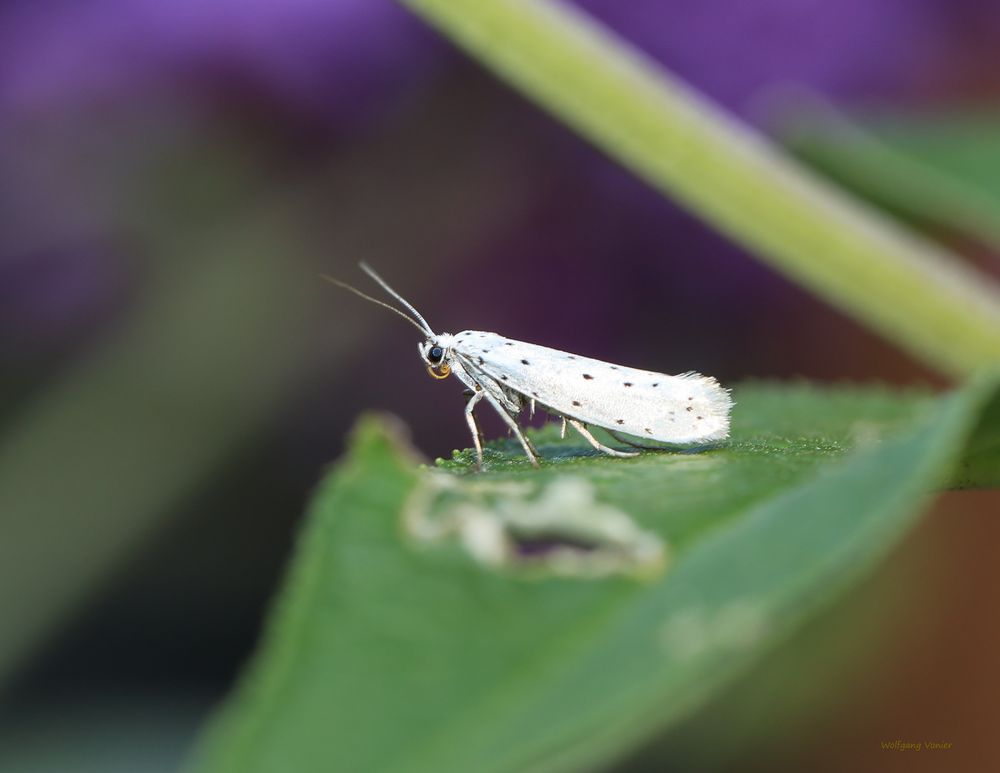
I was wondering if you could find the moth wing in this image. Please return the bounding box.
[452,331,731,443]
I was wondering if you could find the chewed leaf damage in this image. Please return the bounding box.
[660,600,770,661]
[402,474,668,579]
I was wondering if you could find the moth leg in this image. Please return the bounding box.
[481,392,540,468]
[560,416,567,440]
[568,419,639,458]
[606,428,661,450]
[462,389,486,449]
[463,389,486,469]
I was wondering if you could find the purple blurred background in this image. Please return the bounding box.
[2,1,999,770]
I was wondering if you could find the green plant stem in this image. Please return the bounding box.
[399,0,1000,377]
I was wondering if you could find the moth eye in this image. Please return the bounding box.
[428,345,444,363]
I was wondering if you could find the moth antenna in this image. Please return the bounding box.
[321,274,432,336]
[358,262,435,337]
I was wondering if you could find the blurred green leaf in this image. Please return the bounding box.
[781,106,1000,249]
[0,206,309,690]
[188,377,999,773]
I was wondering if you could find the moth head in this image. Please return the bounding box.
[419,333,454,380]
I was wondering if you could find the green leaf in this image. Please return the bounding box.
[781,106,1000,249]
[394,0,1000,376]
[187,377,999,773]
[0,156,312,690]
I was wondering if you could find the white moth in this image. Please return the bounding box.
[328,263,732,469]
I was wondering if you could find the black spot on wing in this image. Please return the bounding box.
[582,374,593,380]
[521,359,530,365]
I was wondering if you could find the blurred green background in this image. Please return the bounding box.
[1,1,999,771]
